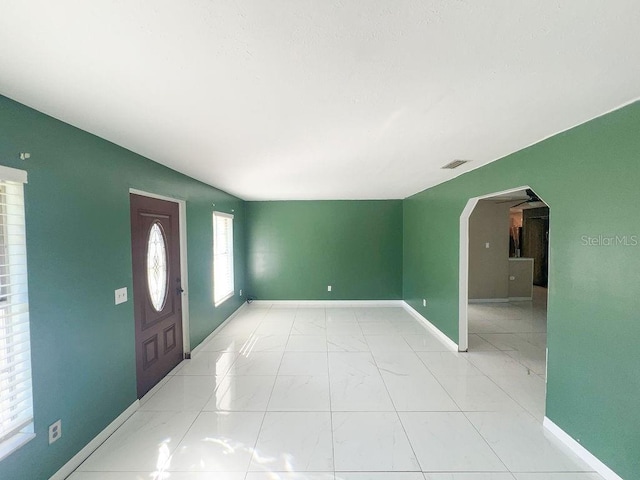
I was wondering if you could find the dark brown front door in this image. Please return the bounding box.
[130,194,184,398]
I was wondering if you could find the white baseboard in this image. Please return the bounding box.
[469,298,510,303]
[246,299,457,352]
[402,302,459,352]
[543,417,622,480]
[50,400,139,480]
[469,297,533,303]
[190,302,248,357]
[249,300,405,307]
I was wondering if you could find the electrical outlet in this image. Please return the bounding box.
[422,298,427,307]
[327,285,332,292]
[485,242,490,249]
[115,287,128,305]
[509,276,516,281]
[49,420,62,444]
[239,289,243,296]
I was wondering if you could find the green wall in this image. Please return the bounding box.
[0,95,246,480]
[3,89,638,479]
[246,201,403,300]
[403,102,640,478]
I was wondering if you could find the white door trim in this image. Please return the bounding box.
[129,188,191,355]
[458,185,547,351]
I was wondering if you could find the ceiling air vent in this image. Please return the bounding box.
[442,159,469,169]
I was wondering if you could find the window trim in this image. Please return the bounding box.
[212,211,234,307]
[0,426,34,462]
[0,165,34,462]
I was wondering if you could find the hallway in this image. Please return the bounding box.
[69,303,600,479]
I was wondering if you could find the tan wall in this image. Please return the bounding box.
[468,200,511,299]
[508,258,534,298]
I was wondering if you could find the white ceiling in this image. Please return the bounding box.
[1,1,639,200]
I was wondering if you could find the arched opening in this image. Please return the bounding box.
[459,186,550,415]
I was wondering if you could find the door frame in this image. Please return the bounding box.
[458,185,551,352]
[129,188,191,356]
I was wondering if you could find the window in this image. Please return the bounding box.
[213,211,234,306]
[146,222,168,311]
[0,166,33,461]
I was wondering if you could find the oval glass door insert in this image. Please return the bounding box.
[147,222,168,311]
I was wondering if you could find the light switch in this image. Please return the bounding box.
[485,242,490,248]
[115,287,128,305]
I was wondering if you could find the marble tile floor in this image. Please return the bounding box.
[468,287,548,383]
[466,288,549,420]
[69,301,602,480]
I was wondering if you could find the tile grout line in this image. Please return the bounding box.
[77,302,595,479]
[477,330,547,375]
[331,307,368,477]
[322,307,338,476]
[459,407,513,474]
[469,325,547,422]
[467,304,549,421]
[363,327,424,474]
[413,347,469,415]
[463,310,540,475]
[220,302,272,477]
[245,304,296,475]
[162,304,273,477]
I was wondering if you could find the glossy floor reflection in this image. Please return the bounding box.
[468,287,548,420]
[69,302,602,480]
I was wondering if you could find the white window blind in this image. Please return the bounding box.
[0,167,33,459]
[213,212,234,306]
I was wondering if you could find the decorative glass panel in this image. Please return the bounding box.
[147,222,168,311]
